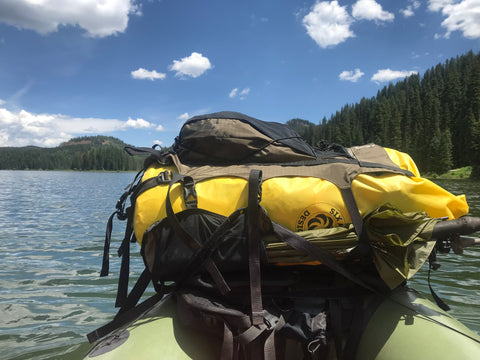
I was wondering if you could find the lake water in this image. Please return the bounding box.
[0,171,479,359]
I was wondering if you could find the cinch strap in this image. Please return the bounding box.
[248,169,264,326]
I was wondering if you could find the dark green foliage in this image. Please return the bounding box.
[0,136,144,171]
[287,51,480,176]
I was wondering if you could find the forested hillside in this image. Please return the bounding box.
[287,51,480,178]
[0,136,144,171]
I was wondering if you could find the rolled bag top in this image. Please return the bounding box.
[132,144,468,246]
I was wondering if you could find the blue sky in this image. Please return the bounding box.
[0,0,479,148]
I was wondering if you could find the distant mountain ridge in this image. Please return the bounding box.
[59,136,128,148]
[0,136,144,171]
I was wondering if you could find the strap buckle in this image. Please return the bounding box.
[183,176,198,209]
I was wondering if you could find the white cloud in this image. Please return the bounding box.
[0,107,160,147]
[401,1,421,17]
[401,7,414,17]
[429,0,480,39]
[177,113,190,121]
[229,87,250,100]
[302,1,355,48]
[0,0,140,38]
[0,99,5,106]
[169,52,212,78]
[339,68,364,82]
[371,69,418,83]
[131,68,166,81]
[154,140,163,146]
[240,89,250,100]
[352,0,394,23]
[239,88,250,97]
[124,117,153,129]
[428,0,452,12]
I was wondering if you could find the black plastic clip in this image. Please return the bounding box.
[157,170,171,183]
[115,191,130,220]
[182,176,198,209]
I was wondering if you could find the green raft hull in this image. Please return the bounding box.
[85,286,480,359]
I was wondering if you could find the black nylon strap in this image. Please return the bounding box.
[428,252,451,311]
[115,208,134,308]
[272,222,376,293]
[116,268,152,316]
[340,188,364,240]
[130,170,171,205]
[87,290,165,343]
[165,173,230,294]
[100,210,117,277]
[248,169,264,326]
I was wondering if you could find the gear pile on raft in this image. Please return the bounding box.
[87,111,480,360]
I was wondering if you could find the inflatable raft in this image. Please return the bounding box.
[85,285,480,359]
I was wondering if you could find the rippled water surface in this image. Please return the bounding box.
[0,171,479,359]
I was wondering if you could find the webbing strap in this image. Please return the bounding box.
[340,188,364,240]
[428,251,451,311]
[165,173,230,294]
[130,170,171,205]
[247,169,264,326]
[116,268,152,315]
[272,222,376,293]
[87,290,164,343]
[115,207,134,308]
[100,210,117,277]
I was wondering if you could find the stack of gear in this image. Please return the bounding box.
[93,111,469,359]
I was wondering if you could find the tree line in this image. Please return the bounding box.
[0,136,144,171]
[287,50,480,178]
[2,51,479,175]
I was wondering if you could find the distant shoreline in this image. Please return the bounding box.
[1,166,475,180]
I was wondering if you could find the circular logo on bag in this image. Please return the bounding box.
[296,203,346,231]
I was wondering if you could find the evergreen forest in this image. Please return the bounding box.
[0,136,144,171]
[287,50,480,178]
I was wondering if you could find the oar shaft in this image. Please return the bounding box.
[432,216,480,238]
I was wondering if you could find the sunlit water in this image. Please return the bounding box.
[0,171,479,359]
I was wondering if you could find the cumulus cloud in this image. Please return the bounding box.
[229,87,250,100]
[428,0,453,12]
[302,1,355,48]
[429,0,480,39]
[0,107,161,147]
[131,68,166,80]
[339,68,364,82]
[0,0,140,38]
[169,52,212,78]
[371,69,418,83]
[177,113,190,122]
[352,0,394,22]
[124,117,153,129]
[401,1,421,18]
